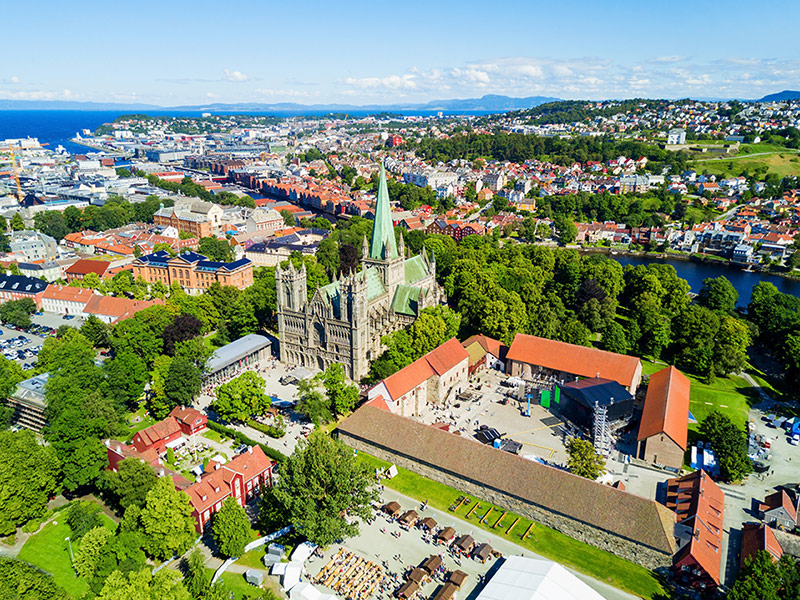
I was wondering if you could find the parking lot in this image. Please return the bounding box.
[0,312,86,371]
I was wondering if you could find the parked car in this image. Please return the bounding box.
[235,444,249,454]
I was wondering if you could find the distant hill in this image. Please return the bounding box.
[0,94,559,114]
[757,90,800,102]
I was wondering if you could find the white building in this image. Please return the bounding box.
[667,129,686,145]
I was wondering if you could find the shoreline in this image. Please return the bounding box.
[577,246,800,282]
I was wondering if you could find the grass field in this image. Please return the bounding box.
[356,454,668,599]
[17,509,116,598]
[203,429,227,444]
[690,151,800,179]
[123,406,156,442]
[641,359,754,430]
[201,568,267,600]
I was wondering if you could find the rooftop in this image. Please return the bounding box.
[206,334,271,375]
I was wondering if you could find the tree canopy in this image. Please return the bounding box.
[273,432,378,546]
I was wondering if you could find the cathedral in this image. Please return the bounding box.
[276,165,443,380]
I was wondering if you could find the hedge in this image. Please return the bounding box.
[247,418,286,439]
[206,420,287,463]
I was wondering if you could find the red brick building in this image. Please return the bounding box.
[186,445,275,533]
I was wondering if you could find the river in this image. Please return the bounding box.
[610,254,800,306]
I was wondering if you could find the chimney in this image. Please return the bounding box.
[158,468,165,477]
[248,447,253,454]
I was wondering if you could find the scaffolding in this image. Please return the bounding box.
[592,400,611,456]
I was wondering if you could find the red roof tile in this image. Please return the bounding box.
[506,334,641,389]
[638,366,691,449]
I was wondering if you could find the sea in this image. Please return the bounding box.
[2,110,799,303]
[0,108,491,155]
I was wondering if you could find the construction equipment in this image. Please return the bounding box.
[0,145,24,201]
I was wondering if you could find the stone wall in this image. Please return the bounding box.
[343,431,672,571]
[775,530,800,557]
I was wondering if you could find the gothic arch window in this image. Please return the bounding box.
[314,321,325,348]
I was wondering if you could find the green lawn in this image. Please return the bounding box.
[17,509,116,598]
[124,406,156,442]
[203,568,264,600]
[690,151,800,179]
[356,454,667,599]
[641,359,754,430]
[203,429,227,444]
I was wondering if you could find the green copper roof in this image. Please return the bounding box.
[404,255,428,284]
[363,267,386,301]
[369,165,398,260]
[391,284,421,316]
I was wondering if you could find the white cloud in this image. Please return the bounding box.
[223,69,249,82]
[255,88,312,98]
[343,74,418,90]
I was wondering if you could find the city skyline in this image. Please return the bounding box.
[2,0,799,105]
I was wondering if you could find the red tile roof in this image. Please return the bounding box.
[638,366,691,449]
[83,295,162,323]
[42,285,95,303]
[169,405,206,428]
[506,334,641,389]
[666,471,725,585]
[380,338,468,400]
[66,259,111,276]
[740,523,783,568]
[185,445,274,513]
[135,417,182,448]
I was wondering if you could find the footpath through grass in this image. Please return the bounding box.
[17,509,116,598]
[357,453,667,599]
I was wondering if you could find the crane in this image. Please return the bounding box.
[0,145,24,202]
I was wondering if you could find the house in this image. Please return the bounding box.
[41,285,95,316]
[153,200,223,238]
[637,366,691,470]
[130,416,183,456]
[461,334,507,374]
[759,490,798,530]
[665,470,725,592]
[245,208,284,236]
[186,445,275,532]
[0,274,49,307]
[65,259,112,283]
[367,338,469,418]
[740,523,783,569]
[82,295,162,324]
[506,333,642,394]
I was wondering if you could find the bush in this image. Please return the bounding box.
[247,417,286,439]
[2,534,16,546]
[21,519,41,534]
[206,420,286,463]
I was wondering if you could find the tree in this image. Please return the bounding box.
[699,411,752,482]
[566,438,606,480]
[212,371,272,423]
[97,569,191,600]
[9,213,24,231]
[322,363,359,417]
[0,298,36,328]
[138,477,197,560]
[273,431,378,546]
[280,209,295,227]
[697,276,738,313]
[553,215,578,244]
[73,526,113,578]
[101,458,157,510]
[159,355,201,419]
[728,551,800,600]
[104,351,148,410]
[0,430,60,535]
[296,376,332,425]
[600,321,630,355]
[0,556,69,600]
[256,486,289,534]
[182,548,210,599]
[81,314,110,348]
[212,497,251,558]
[162,313,204,355]
[67,501,104,539]
[198,237,234,262]
[316,238,340,278]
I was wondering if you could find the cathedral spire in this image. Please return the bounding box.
[368,164,398,260]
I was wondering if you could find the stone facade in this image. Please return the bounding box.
[340,432,673,571]
[276,166,443,380]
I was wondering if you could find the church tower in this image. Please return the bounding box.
[363,164,405,298]
[276,260,307,312]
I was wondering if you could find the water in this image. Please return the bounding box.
[611,254,800,306]
[0,108,494,155]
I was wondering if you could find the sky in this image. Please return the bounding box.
[3,0,799,106]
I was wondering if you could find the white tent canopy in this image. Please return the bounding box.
[475,556,605,600]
